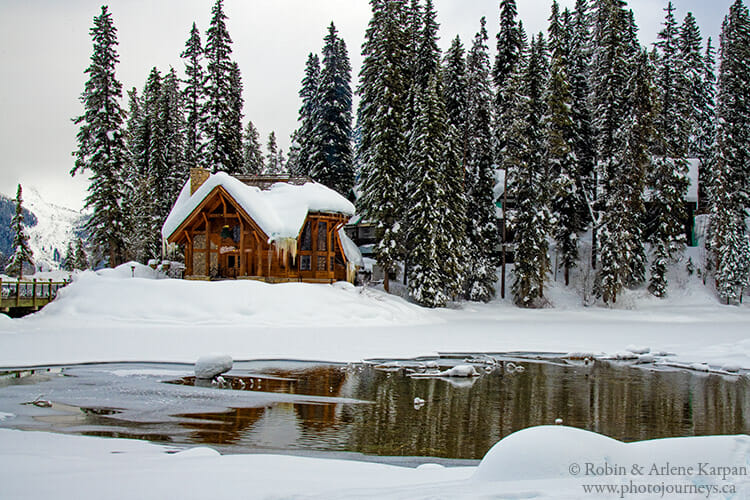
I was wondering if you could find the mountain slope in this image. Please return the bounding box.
[0,187,86,271]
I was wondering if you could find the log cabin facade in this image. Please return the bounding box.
[162,169,361,283]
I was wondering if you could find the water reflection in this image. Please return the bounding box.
[174,360,750,459]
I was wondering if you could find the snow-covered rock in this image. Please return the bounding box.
[171,447,221,459]
[438,365,478,377]
[195,354,233,379]
[626,345,650,355]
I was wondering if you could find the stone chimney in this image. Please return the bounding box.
[190,167,210,195]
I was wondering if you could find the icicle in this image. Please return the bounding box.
[270,237,298,264]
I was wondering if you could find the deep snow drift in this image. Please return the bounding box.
[0,261,749,370]
[1,425,746,499]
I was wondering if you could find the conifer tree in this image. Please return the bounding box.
[241,120,264,174]
[406,76,452,308]
[181,22,206,170]
[74,238,89,270]
[709,0,750,304]
[71,6,128,267]
[309,23,354,196]
[63,241,75,272]
[464,18,498,302]
[264,132,283,174]
[293,53,321,177]
[547,26,582,287]
[648,2,690,297]
[357,0,411,293]
[443,36,468,148]
[202,0,242,174]
[494,0,524,162]
[696,38,717,211]
[570,0,596,232]
[160,67,187,207]
[5,185,34,278]
[510,34,552,307]
[679,12,705,158]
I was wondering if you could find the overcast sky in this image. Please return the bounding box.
[0,0,734,210]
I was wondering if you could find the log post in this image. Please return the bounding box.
[16,280,20,307]
[33,279,37,308]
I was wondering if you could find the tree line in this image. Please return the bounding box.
[356,0,750,307]
[69,0,750,308]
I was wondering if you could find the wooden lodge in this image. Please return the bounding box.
[161,168,362,283]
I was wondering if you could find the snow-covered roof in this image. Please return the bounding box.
[162,172,356,242]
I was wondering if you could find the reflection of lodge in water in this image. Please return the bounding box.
[176,361,750,459]
[179,367,349,446]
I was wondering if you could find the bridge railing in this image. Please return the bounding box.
[0,278,71,308]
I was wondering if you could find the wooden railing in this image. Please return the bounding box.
[0,278,70,311]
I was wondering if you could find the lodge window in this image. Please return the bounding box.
[317,222,327,251]
[300,255,311,271]
[317,256,327,271]
[301,222,312,251]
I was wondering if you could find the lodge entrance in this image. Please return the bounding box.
[220,252,240,279]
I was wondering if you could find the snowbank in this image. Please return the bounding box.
[23,270,433,329]
[0,427,747,499]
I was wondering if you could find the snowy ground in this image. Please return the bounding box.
[1,261,749,498]
[1,426,747,499]
[0,261,748,371]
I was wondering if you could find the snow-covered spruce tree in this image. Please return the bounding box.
[709,0,750,304]
[309,23,354,196]
[74,238,89,270]
[441,36,470,299]
[648,2,690,297]
[63,241,75,272]
[493,0,524,163]
[160,68,187,210]
[71,6,128,268]
[241,120,264,175]
[678,12,706,159]
[696,38,717,213]
[202,0,243,174]
[181,22,206,171]
[292,53,321,177]
[511,34,553,307]
[570,0,596,236]
[357,0,411,293]
[547,26,583,287]
[592,1,647,304]
[406,76,453,308]
[464,18,498,303]
[264,132,285,175]
[5,185,34,278]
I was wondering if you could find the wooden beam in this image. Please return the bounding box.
[203,213,210,277]
[239,219,246,276]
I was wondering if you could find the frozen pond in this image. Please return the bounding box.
[0,356,748,461]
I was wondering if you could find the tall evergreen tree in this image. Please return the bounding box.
[511,34,552,307]
[181,22,206,170]
[5,185,34,278]
[264,132,283,174]
[547,26,582,287]
[406,76,451,307]
[679,12,705,158]
[592,0,648,303]
[293,53,321,177]
[309,23,354,195]
[648,2,690,297]
[357,0,411,293]
[709,0,750,304]
[160,67,187,208]
[464,18,498,302]
[241,120,264,174]
[202,0,242,173]
[696,38,717,211]
[71,6,128,267]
